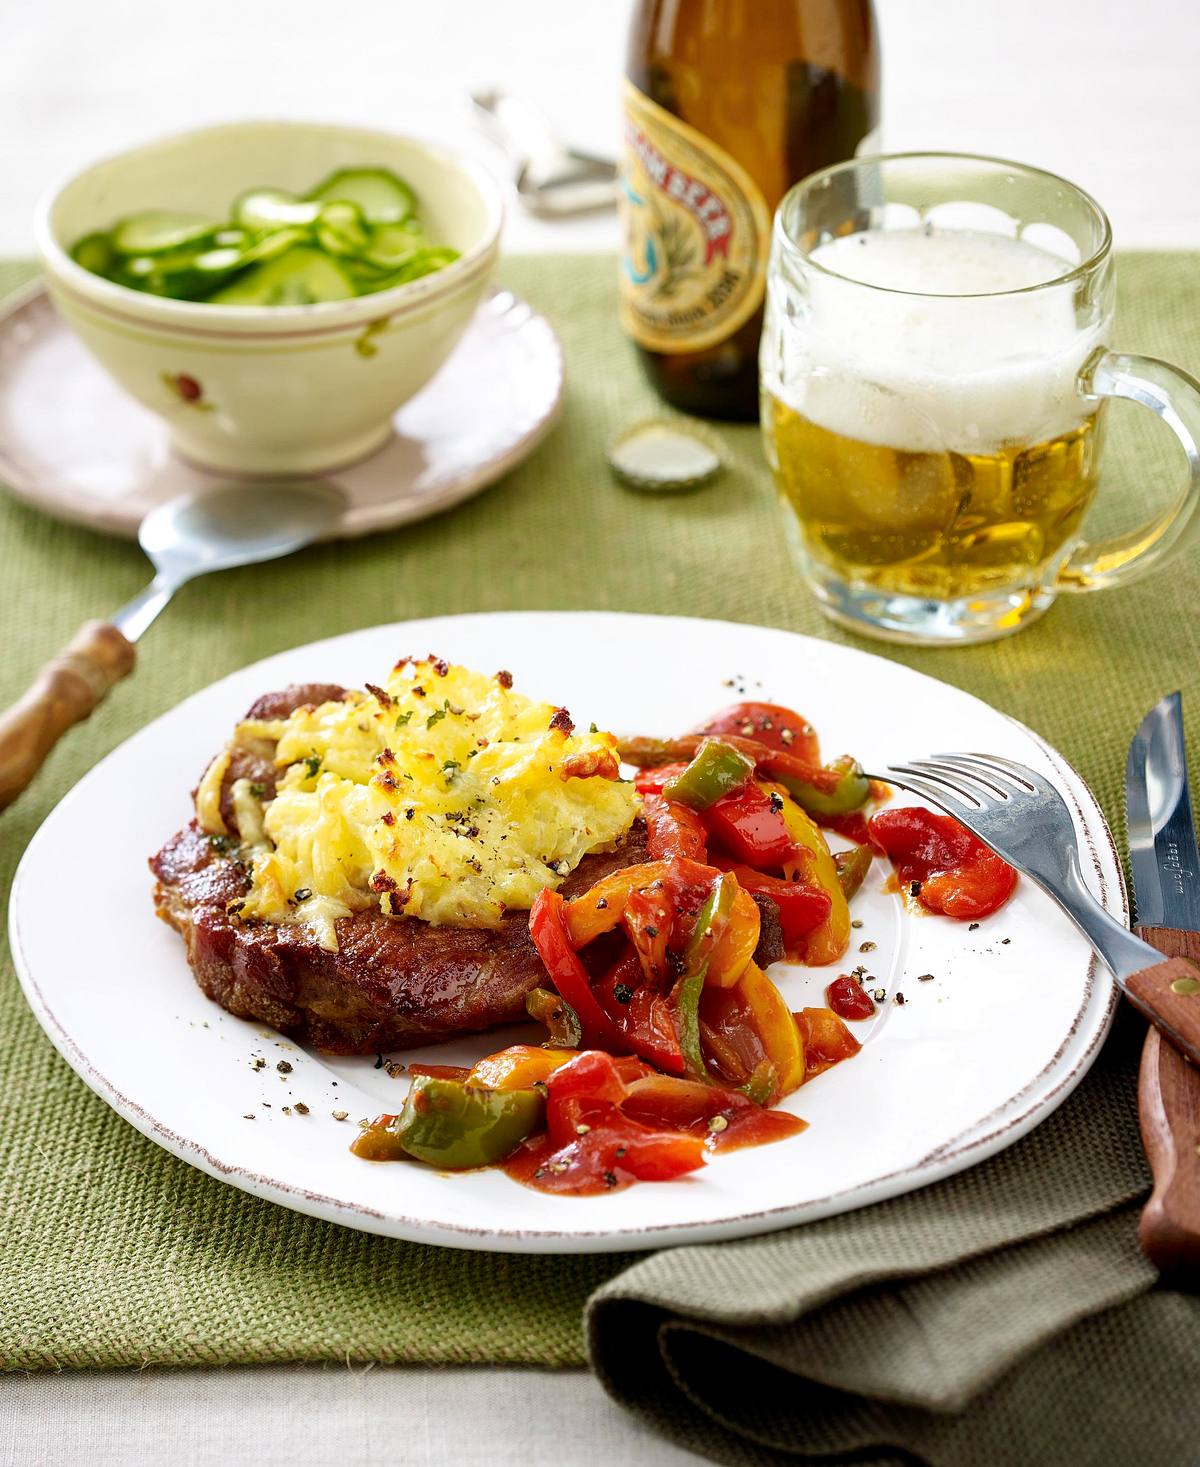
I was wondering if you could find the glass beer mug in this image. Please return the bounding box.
[760,153,1200,643]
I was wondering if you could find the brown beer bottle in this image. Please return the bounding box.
[620,0,880,420]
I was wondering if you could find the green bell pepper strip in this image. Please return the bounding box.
[663,739,757,811]
[352,1076,545,1168]
[834,845,873,901]
[525,987,583,1048]
[741,1059,778,1107]
[771,755,870,819]
[673,874,738,1082]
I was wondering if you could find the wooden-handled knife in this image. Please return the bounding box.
[1126,691,1200,1277]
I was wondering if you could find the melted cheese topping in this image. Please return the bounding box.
[221,659,639,949]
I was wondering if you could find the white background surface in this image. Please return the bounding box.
[3,0,1199,1463]
[3,0,1200,256]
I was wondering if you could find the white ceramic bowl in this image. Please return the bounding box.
[35,121,504,475]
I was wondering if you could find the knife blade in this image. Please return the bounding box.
[1126,690,1200,931]
[1125,690,1200,1277]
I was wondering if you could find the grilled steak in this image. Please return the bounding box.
[151,684,784,1054]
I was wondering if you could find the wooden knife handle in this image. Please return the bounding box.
[1135,925,1200,1278]
[1124,939,1200,1067]
[0,621,135,812]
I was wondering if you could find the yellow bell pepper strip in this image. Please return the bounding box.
[766,782,851,966]
[351,1077,545,1168]
[714,863,830,958]
[529,888,627,1052]
[525,987,583,1048]
[834,845,873,902]
[707,881,762,987]
[563,862,668,947]
[467,1044,578,1091]
[663,738,756,809]
[731,961,806,1100]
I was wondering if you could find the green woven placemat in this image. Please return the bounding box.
[1,253,1198,1379]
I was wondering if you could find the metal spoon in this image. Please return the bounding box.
[470,88,617,217]
[0,479,345,811]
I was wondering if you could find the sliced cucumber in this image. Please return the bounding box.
[213,227,250,249]
[209,245,356,306]
[369,247,460,291]
[314,200,370,257]
[238,226,309,266]
[308,167,416,225]
[71,232,118,276]
[360,219,428,269]
[69,166,452,304]
[111,211,217,255]
[233,188,321,231]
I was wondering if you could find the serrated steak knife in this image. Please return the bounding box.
[1126,691,1200,1275]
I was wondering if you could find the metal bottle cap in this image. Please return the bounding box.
[606,418,725,494]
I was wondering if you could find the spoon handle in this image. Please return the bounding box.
[0,621,136,811]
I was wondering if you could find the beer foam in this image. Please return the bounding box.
[765,228,1109,454]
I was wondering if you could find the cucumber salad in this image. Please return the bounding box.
[70,168,460,306]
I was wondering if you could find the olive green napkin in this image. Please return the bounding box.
[1,254,1199,1462]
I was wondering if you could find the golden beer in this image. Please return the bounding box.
[760,214,1114,635]
[763,393,1104,601]
[762,153,1200,642]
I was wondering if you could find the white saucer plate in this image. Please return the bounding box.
[10,613,1121,1252]
[0,284,563,539]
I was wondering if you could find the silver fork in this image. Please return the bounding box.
[878,753,1200,1065]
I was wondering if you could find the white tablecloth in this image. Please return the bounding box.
[3,0,1198,1462]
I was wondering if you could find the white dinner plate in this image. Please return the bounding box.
[9,613,1121,1252]
[0,284,562,539]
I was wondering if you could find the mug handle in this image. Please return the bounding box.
[1057,349,1200,591]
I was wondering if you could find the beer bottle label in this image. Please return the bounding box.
[620,80,772,354]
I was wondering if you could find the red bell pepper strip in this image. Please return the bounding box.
[702,784,798,868]
[529,889,628,1052]
[642,793,709,862]
[823,810,872,847]
[503,1050,706,1193]
[692,701,821,764]
[622,883,674,984]
[634,763,688,796]
[594,951,686,1076]
[869,807,1018,920]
